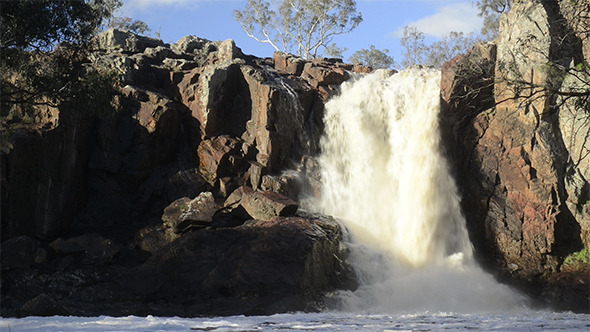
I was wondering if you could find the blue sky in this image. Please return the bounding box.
[119,0,484,63]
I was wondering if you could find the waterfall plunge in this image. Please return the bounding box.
[318,68,525,313]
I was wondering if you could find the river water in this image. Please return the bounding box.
[1,311,589,331]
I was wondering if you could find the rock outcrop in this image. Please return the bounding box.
[441,0,589,312]
[0,29,362,316]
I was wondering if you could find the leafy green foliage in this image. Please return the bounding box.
[234,0,362,59]
[108,17,151,35]
[563,247,590,269]
[0,0,120,119]
[349,45,395,69]
[1,0,106,51]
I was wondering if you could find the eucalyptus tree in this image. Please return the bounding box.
[473,0,512,39]
[349,45,395,69]
[0,0,120,117]
[234,0,362,59]
[400,26,480,68]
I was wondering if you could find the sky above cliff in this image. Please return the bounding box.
[119,0,484,64]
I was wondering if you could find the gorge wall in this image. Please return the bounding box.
[1,29,364,316]
[1,0,588,317]
[441,0,589,311]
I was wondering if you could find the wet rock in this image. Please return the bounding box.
[261,172,303,202]
[1,236,38,271]
[19,294,70,317]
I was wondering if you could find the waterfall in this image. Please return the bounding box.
[318,68,525,313]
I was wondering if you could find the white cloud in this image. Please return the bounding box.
[394,2,483,38]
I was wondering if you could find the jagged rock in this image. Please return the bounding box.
[197,136,242,185]
[95,29,166,53]
[49,234,119,266]
[0,30,370,318]
[240,65,306,168]
[216,39,243,63]
[171,35,213,55]
[274,52,305,76]
[240,190,299,221]
[182,62,251,138]
[143,46,173,62]
[302,62,348,88]
[261,172,303,202]
[162,192,218,233]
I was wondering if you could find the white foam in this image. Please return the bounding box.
[317,68,526,313]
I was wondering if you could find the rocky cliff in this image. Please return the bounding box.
[441,0,589,311]
[2,0,589,317]
[1,29,364,317]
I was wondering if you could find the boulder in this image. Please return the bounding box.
[240,190,299,221]
[260,172,303,202]
[1,236,39,271]
[19,294,70,317]
[49,234,119,266]
[162,192,218,233]
[121,214,356,316]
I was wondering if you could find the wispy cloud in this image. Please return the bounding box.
[394,2,483,38]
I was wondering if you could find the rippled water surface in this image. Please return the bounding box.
[2,311,589,331]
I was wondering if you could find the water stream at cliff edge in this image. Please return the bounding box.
[317,67,526,313]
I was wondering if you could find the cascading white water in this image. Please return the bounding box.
[318,68,525,313]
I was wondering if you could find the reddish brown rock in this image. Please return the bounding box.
[162,192,218,233]
[273,51,305,76]
[197,136,241,185]
[240,190,299,221]
[302,62,348,88]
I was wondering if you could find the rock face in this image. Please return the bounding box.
[441,0,589,311]
[0,29,359,317]
[1,211,355,317]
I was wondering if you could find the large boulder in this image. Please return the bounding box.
[161,192,218,233]
[121,214,356,316]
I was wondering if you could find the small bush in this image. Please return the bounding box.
[563,247,590,270]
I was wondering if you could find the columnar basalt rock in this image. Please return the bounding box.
[1,29,361,317]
